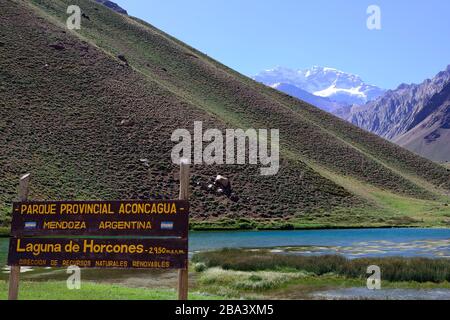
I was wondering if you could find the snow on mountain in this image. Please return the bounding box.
[270,83,342,112]
[254,66,385,108]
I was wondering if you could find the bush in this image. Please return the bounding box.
[248,274,263,282]
[194,262,207,272]
[198,267,305,291]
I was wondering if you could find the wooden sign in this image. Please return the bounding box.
[10,200,189,237]
[8,200,189,268]
[8,237,188,269]
[8,160,191,300]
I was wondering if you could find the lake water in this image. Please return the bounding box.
[313,288,450,300]
[189,228,450,258]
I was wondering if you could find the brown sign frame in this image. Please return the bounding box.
[7,161,191,300]
[10,200,189,238]
[8,237,188,269]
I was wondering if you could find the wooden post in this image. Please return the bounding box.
[177,160,189,300]
[8,173,31,300]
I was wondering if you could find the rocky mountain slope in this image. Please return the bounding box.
[1,0,449,229]
[394,82,450,162]
[343,66,450,162]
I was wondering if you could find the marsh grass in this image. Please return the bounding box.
[197,267,309,298]
[193,248,450,283]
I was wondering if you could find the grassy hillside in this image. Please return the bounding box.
[1,0,449,230]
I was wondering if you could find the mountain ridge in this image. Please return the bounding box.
[254,66,385,109]
[95,0,127,14]
[341,65,450,162]
[393,80,450,162]
[269,83,342,113]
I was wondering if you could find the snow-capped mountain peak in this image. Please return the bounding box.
[254,66,385,107]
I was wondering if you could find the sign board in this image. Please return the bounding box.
[8,237,187,269]
[10,200,189,237]
[7,162,191,300]
[8,200,189,270]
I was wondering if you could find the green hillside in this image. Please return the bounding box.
[1,0,449,230]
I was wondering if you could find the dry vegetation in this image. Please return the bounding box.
[194,249,450,283]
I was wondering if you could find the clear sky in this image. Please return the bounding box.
[114,0,450,89]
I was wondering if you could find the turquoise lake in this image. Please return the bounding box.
[188,228,450,258]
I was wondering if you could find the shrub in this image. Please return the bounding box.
[194,262,207,273]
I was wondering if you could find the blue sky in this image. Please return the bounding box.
[114,0,450,89]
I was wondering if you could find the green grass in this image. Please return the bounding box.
[199,267,309,290]
[192,249,450,299]
[0,280,223,300]
[3,263,445,301]
[193,266,450,299]
[0,227,8,237]
[303,163,450,228]
[195,267,325,299]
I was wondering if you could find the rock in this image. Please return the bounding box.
[0,42,5,47]
[185,52,198,59]
[215,175,229,188]
[117,54,128,64]
[215,175,231,195]
[49,43,65,50]
[139,159,149,167]
[119,119,134,127]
